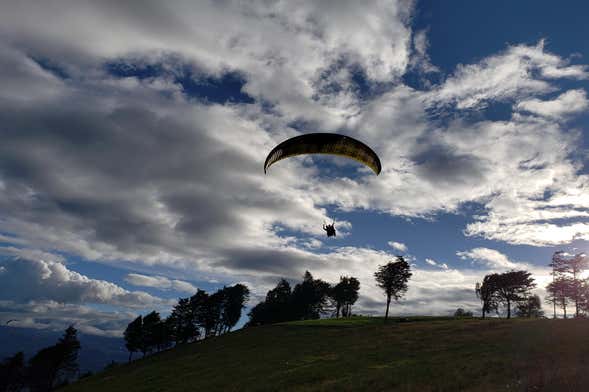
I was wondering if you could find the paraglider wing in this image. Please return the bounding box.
[264,133,381,175]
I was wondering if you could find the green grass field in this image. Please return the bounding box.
[64,317,589,391]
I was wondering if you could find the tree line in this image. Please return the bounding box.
[248,256,412,325]
[0,326,81,392]
[124,284,249,361]
[474,252,589,319]
[475,270,537,319]
[546,251,589,318]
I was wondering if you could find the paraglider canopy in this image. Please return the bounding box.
[264,133,381,175]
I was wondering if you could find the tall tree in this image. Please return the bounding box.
[549,252,588,317]
[124,316,143,361]
[186,289,217,337]
[169,297,199,344]
[374,256,412,321]
[487,271,536,319]
[202,290,224,337]
[57,325,81,380]
[142,311,164,353]
[566,253,589,317]
[546,277,574,319]
[548,251,565,318]
[291,271,331,320]
[221,284,250,333]
[330,276,360,318]
[475,277,498,319]
[0,351,25,392]
[247,279,293,326]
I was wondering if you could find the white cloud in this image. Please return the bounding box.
[0,246,65,263]
[425,258,448,270]
[0,0,414,129]
[387,241,408,253]
[0,4,587,256]
[0,258,165,308]
[410,29,439,74]
[125,273,197,294]
[430,40,587,110]
[457,248,521,270]
[516,89,589,119]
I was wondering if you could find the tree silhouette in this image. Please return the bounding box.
[374,256,412,321]
[57,326,81,380]
[486,271,536,319]
[27,325,80,392]
[168,297,199,344]
[549,252,588,317]
[330,276,360,318]
[202,290,224,337]
[248,279,293,326]
[0,351,25,392]
[221,284,250,333]
[142,311,166,353]
[546,277,574,318]
[454,308,473,317]
[475,277,499,319]
[291,271,331,320]
[124,316,143,361]
[516,294,544,318]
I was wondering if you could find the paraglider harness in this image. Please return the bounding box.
[323,220,336,237]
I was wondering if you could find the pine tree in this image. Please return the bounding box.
[27,325,81,391]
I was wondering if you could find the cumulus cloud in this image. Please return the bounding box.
[125,273,197,293]
[0,258,164,307]
[0,1,588,333]
[0,3,587,258]
[387,241,408,253]
[0,0,414,129]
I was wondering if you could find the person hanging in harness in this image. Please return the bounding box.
[323,220,336,237]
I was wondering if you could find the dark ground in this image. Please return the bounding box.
[64,317,589,391]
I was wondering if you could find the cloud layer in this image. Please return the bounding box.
[0,1,588,332]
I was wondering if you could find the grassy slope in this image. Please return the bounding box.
[65,317,589,391]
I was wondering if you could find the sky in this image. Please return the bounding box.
[1,0,589,336]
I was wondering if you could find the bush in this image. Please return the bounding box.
[454,308,473,317]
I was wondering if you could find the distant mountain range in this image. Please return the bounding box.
[0,326,128,373]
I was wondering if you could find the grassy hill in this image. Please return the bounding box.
[64,317,589,391]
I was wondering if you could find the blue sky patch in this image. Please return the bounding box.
[106,59,254,104]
